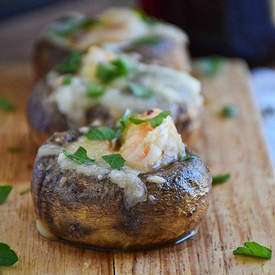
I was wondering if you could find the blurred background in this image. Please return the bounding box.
[0,0,274,163]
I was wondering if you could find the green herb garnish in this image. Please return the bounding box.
[0,243,18,266]
[7,146,23,153]
[0,95,16,113]
[128,83,153,98]
[212,173,230,184]
[233,242,272,259]
[86,127,121,140]
[96,58,135,84]
[132,8,158,24]
[63,146,94,165]
[129,111,170,128]
[86,82,105,98]
[199,56,224,76]
[116,109,132,130]
[0,185,12,204]
[131,35,161,46]
[20,187,31,196]
[54,51,83,74]
[102,154,125,170]
[181,154,196,161]
[62,75,72,85]
[54,17,98,37]
[220,105,239,118]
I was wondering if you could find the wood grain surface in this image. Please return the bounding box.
[0,61,274,274]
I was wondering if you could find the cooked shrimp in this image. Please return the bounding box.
[77,8,148,50]
[119,109,186,172]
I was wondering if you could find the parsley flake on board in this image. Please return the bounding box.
[86,82,105,98]
[129,111,170,128]
[0,243,18,266]
[199,56,225,76]
[20,187,31,196]
[102,154,125,170]
[62,75,72,85]
[128,83,153,98]
[86,127,121,140]
[220,105,239,118]
[96,58,136,84]
[0,185,13,204]
[0,95,16,113]
[54,51,83,74]
[7,146,23,153]
[212,174,230,184]
[233,242,272,259]
[54,17,98,37]
[63,146,94,165]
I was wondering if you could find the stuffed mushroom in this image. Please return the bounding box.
[33,8,190,80]
[28,46,202,146]
[31,109,211,250]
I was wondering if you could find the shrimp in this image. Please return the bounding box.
[119,109,186,172]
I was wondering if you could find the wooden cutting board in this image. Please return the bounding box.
[0,61,274,275]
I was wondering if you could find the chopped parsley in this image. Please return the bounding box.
[128,83,153,98]
[233,242,272,259]
[0,243,18,266]
[0,185,13,204]
[86,127,121,140]
[116,109,132,130]
[132,8,158,24]
[7,146,23,153]
[199,56,224,76]
[54,17,98,37]
[20,187,31,196]
[86,82,105,98]
[181,154,196,161]
[63,146,94,165]
[131,35,162,46]
[129,111,170,128]
[220,105,239,118]
[102,154,125,170]
[212,173,230,184]
[54,51,83,74]
[62,75,72,85]
[0,95,16,113]
[96,58,136,84]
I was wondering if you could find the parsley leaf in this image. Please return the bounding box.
[233,242,272,259]
[0,243,18,266]
[62,75,72,85]
[54,17,98,37]
[7,146,23,153]
[20,187,31,196]
[86,82,105,98]
[220,105,239,118]
[131,35,162,46]
[116,109,132,130]
[181,154,196,161]
[96,58,135,84]
[102,154,125,170]
[132,8,158,24]
[129,111,170,128]
[0,185,13,204]
[54,51,83,74]
[0,95,16,113]
[212,173,230,184]
[63,146,94,165]
[199,56,225,76]
[86,127,121,140]
[128,83,153,98]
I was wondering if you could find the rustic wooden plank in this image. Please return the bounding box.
[113,61,275,274]
[0,61,274,274]
[0,64,114,275]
